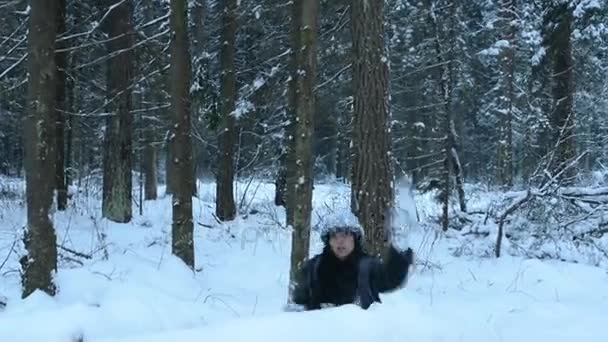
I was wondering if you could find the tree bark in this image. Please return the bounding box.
[55,0,68,210]
[288,0,318,303]
[215,0,238,221]
[335,113,349,182]
[169,0,195,268]
[497,0,516,187]
[192,0,207,52]
[65,56,74,197]
[21,0,59,298]
[350,0,394,258]
[143,128,157,200]
[142,0,157,201]
[548,4,576,184]
[274,158,287,206]
[102,0,134,223]
[165,133,174,195]
[276,0,300,223]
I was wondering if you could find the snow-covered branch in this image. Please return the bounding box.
[0,53,27,80]
[495,190,533,257]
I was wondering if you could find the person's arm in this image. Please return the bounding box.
[372,246,415,293]
[285,257,319,311]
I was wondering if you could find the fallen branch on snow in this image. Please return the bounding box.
[58,244,92,259]
[495,190,533,258]
[493,184,608,258]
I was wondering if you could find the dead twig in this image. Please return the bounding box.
[496,190,534,258]
[60,255,85,267]
[58,244,92,259]
[0,239,17,272]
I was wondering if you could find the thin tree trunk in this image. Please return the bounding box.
[497,0,516,187]
[425,0,466,230]
[165,132,173,195]
[55,0,68,210]
[350,0,394,258]
[288,0,319,303]
[65,59,74,195]
[215,0,238,221]
[335,114,349,182]
[169,0,195,268]
[190,0,206,198]
[192,0,207,50]
[102,0,134,223]
[276,0,301,219]
[141,0,157,201]
[275,156,287,206]
[144,127,157,200]
[21,0,59,298]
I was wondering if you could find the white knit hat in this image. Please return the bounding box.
[319,210,364,244]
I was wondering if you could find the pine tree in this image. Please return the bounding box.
[216,0,238,221]
[169,0,195,268]
[350,0,394,257]
[102,0,134,223]
[288,0,319,303]
[21,0,60,298]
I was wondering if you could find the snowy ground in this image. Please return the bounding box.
[0,178,607,341]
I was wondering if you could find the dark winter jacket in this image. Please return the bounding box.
[291,243,414,310]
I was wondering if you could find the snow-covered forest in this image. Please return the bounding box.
[1,0,607,340]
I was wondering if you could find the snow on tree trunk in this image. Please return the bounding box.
[280,0,303,226]
[102,0,134,223]
[21,0,59,298]
[287,0,318,303]
[496,0,516,187]
[546,3,577,185]
[350,0,394,258]
[216,0,238,221]
[169,0,195,268]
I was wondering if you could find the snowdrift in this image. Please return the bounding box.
[0,179,607,341]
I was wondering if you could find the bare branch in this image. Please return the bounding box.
[0,52,27,80]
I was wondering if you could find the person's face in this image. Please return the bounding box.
[329,232,355,260]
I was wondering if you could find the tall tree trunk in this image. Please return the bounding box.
[350,0,394,258]
[102,0,134,223]
[21,0,59,298]
[497,0,516,187]
[165,133,173,195]
[190,0,207,198]
[192,0,207,50]
[275,154,287,206]
[55,0,68,210]
[548,4,576,184]
[215,0,238,221]
[335,112,349,182]
[143,127,157,200]
[276,0,300,219]
[65,55,74,195]
[425,0,466,231]
[288,0,319,303]
[169,0,195,268]
[142,1,158,201]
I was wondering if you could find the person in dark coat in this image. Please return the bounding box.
[289,224,415,311]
